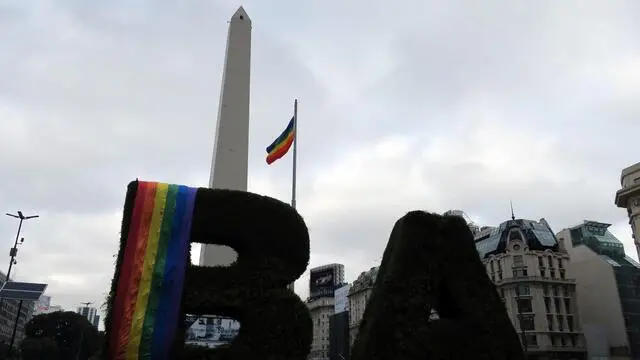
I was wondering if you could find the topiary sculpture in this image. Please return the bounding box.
[102,181,312,359]
[350,211,525,360]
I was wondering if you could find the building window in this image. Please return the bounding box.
[513,255,524,267]
[516,284,530,296]
[550,270,556,278]
[554,298,561,313]
[558,259,564,269]
[557,315,564,331]
[553,286,559,297]
[565,286,574,297]
[547,315,554,330]
[567,315,574,331]
[538,256,544,268]
[519,314,535,330]
[564,298,571,314]
[526,334,538,346]
[559,269,566,280]
[513,268,528,278]
[517,299,533,313]
[548,256,554,268]
[544,298,551,313]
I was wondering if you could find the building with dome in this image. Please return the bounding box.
[475,217,587,360]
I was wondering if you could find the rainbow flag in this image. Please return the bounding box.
[109,181,196,360]
[266,116,295,165]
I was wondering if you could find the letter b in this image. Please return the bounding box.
[103,181,312,360]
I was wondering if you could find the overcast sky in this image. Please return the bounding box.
[1,0,639,327]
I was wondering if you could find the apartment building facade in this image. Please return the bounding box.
[475,217,587,359]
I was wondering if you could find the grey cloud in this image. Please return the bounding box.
[0,0,327,213]
[1,0,639,323]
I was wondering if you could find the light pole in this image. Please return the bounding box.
[4,211,38,356]
[76,301,95,360]
[5,211,38,281]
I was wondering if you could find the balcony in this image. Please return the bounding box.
[615,183,640,208]
[494,276,576,286]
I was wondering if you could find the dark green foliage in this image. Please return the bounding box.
[103,181,312,359]
[350,211,525,360]
[22,311,100,360]
[20,337,59,360]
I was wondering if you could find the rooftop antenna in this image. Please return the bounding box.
[510,200,516,221]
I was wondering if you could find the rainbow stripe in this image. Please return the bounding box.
[266,116,295,165]
[109,181,196,360]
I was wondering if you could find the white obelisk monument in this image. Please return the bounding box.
[199,6,252,267]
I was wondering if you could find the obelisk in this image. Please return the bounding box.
[199,6,252,267]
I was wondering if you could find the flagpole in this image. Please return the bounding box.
[288,99,298,293]
[291,99,298,210]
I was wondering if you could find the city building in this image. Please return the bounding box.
[76,305,99,328]
[0,271,34,344]
[33,295,64,316]
[329,284,350,360]
[184,315,240,349]
[557,221,640,359]
[615,161,640,261]
[347,266,379,347]
[475,216,587,359]
[443,209,480,236]
[307,264,345,360]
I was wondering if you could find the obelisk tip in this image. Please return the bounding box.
[231,6,251,23]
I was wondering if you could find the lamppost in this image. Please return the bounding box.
[4,211,38,356]
[5,211,39,281]
[76,302,93,360]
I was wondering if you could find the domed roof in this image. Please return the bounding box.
[474,218,559,258]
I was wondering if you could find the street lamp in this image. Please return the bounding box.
[3,212,38,356]
[75,302,94,360]
[5,212,38,281]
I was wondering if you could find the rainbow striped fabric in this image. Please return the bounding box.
[109,181,196,360]
[266,116,295,165]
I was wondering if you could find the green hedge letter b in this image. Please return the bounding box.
[104,181,312,360]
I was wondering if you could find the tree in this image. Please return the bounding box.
[20,337,59,360]
[22,311,100,360]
